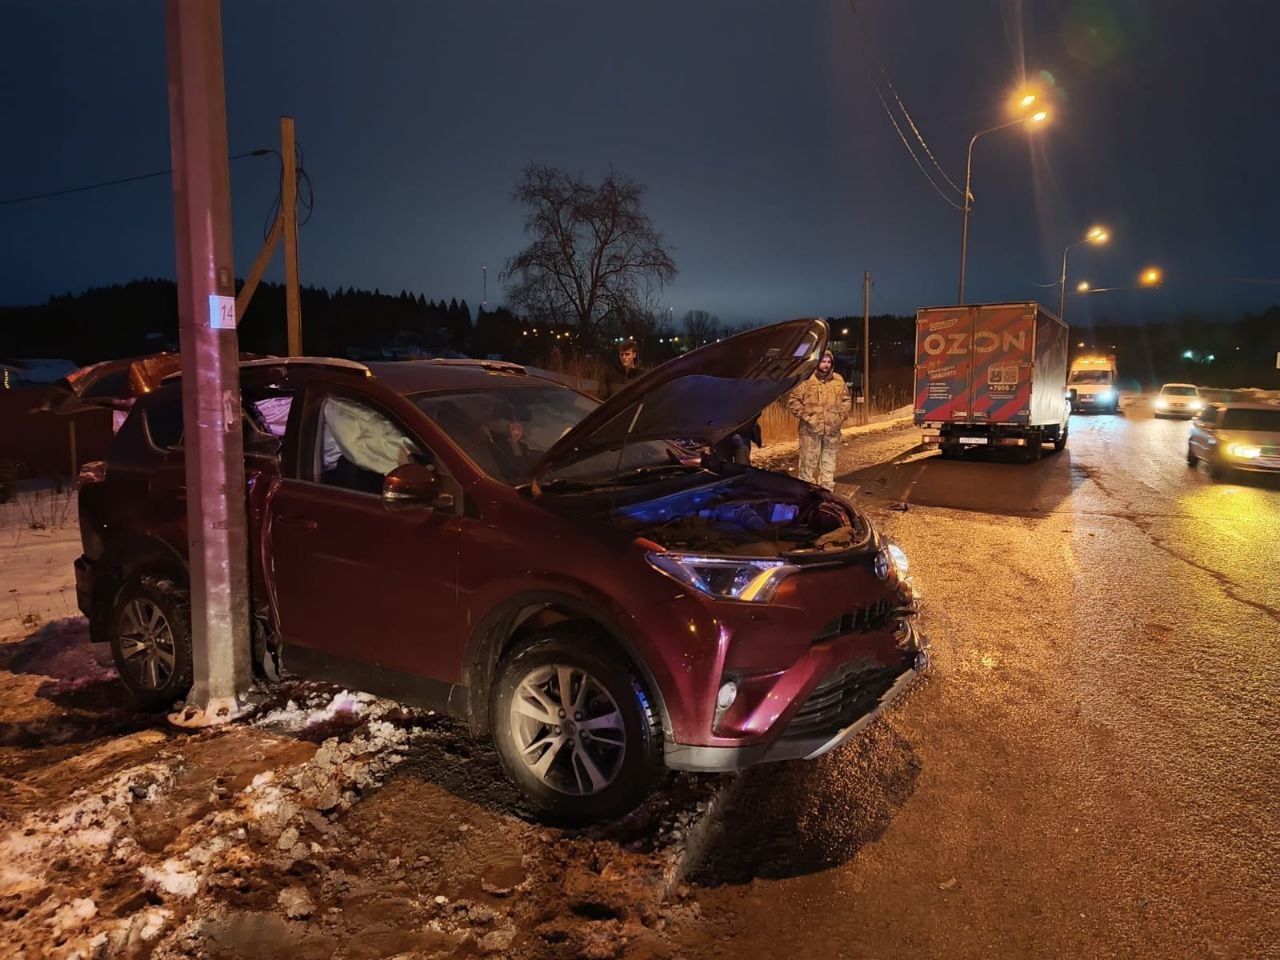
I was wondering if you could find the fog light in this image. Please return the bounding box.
[717,681,738,711]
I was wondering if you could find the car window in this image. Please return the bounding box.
[311,395,431,495]
[1161,385,1198,397]
[1221,408,1280,432]
[144,393,184,450]
[415,384,599,484]
[1199,406,1218,425]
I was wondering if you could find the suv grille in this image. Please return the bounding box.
[813,599,892,643]
[782,656,908,741]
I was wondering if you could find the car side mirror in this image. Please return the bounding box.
[382,462,442,510]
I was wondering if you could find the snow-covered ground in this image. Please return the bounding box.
[1,488,83,641]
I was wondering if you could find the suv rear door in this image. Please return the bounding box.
[265,383,466,695]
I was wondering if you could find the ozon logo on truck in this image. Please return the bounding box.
[922,328,1027,356]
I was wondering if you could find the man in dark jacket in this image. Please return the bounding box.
[598,342,643,399]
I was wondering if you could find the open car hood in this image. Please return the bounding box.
[532,317,828,482]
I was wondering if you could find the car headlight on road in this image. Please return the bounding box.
[886,542,911,583]
[646,552,799,603]
[1097,388,1115,403]
[1154,397,1169,409]
[1227,443,1262,460]
[1189,399,1203,411]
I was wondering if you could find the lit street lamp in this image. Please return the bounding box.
[957,99,1048,303]
[1140,266,1164,287]
[1077,281,1091,292]
[1058,225,1109,320]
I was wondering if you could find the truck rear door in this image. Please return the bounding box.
[914,307,974,422]
[968,304,1035,424]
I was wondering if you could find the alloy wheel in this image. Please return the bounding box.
[507,663,626,796]
[117,597,177,691]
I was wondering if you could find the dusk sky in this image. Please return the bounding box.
[3,0,1278,328]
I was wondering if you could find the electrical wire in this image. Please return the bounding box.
[260,143,315,239]
[0,151,270,207]
[875,85,964,212]
[882,72,965,198]
[848,0,966,208]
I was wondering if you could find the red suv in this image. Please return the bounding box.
[69,318,926,820]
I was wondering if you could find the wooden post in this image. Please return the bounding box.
[281,116,302,355]
[234,212,282,324]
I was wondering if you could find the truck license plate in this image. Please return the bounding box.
[960,436,988,445]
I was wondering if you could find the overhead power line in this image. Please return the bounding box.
[0,150,272,207]
[848,1,966,209]
[875,85,964,211]
[881,73,966,198]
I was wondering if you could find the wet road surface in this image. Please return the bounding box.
[675,400,1279,958]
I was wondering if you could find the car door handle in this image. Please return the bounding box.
[276,514,318,530]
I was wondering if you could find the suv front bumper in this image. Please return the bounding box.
[664,622,929,772]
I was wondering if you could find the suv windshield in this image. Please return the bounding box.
[1221,408,1280,432]
[1069,370,1112,385]
[1161,385,1198,397]
[415,383,674,485]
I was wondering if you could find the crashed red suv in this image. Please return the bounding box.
[71,318,926,819]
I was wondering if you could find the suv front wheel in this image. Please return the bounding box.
[490,626,662,821]
[109,576,194,710]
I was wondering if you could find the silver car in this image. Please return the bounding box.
[1187,402,1280,479]
[1154,382,1203,418]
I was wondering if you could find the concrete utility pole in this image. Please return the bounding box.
[165,0,252,724]
[862,271,872,420]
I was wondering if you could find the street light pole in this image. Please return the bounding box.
[1058,227,1109,321]
[957,116,1040,303]
[1058,241,1080,320]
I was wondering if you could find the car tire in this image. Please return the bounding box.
[1020,438,1042,463]
[1186,445,1199,467]
[1053,425,1068,453]
[109,575,194,711]
[490,625,663,822]
[1208,456,1229,481]
[938,442,961,460]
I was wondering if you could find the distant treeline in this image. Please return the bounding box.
[0,279,488,363]
[1,280,1275,387]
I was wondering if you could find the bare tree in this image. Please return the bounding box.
[502,165,677,336]
[681,309,720,348]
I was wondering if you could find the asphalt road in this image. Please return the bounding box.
[674,398,1279,959]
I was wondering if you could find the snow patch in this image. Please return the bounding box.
[253,688,378,732]
[141,859,200,898]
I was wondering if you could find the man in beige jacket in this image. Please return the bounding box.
[786,350,850,490]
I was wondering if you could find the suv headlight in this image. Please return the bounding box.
[645,552,799,603]
[886,542,911,582]
[1097,388,1115,402]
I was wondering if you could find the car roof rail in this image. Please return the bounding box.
[158,356,373,382]
[424,358,527,375]
[240,356,372,377]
